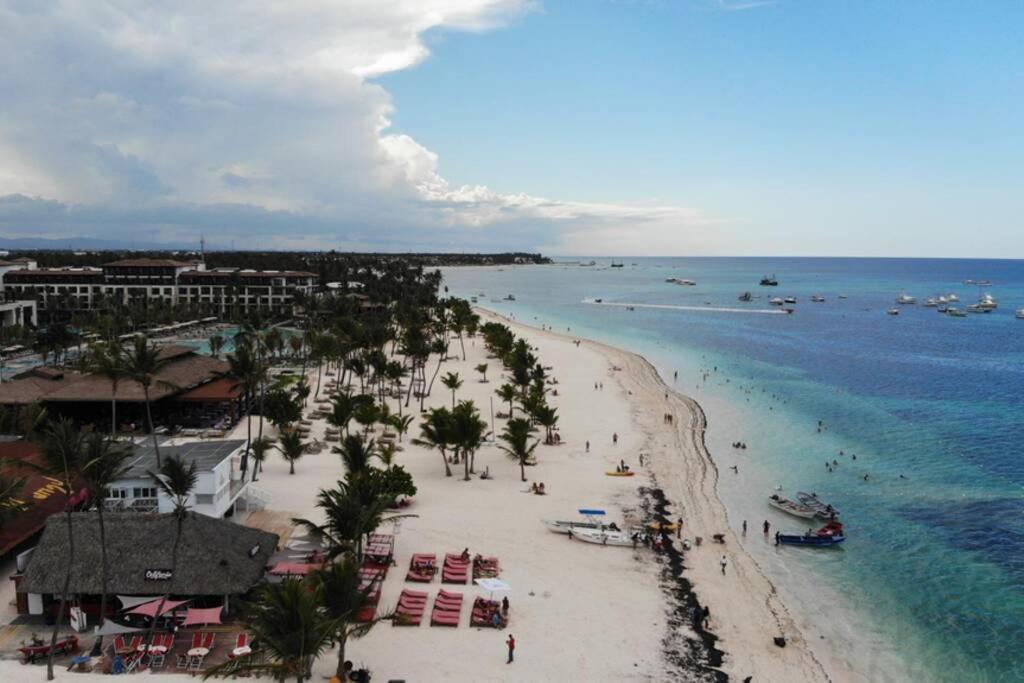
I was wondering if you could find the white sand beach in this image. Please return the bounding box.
[2,310,828,682]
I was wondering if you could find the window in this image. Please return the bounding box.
[195,494,214,505]
[132,487,158,499]
[106,488,127,499]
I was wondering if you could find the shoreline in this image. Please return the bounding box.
[479,307,830,681]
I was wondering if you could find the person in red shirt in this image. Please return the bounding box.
[506,634,515,663]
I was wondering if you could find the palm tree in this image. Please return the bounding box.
[208,334,225,358]
[413,407,455,477]
[143,454,197,650]
[0,465,27,530]
[376,441,399,467]
[293,480,405,561]
[475,363,488,383]
[123,335,172,467]
[88,342,127,436]
[34,419,88,681]
[203,578,334,683]
[215,341,263,476]
[249,435,276,482]
[277,429,307,475]
[533,404,560,445]
[314,557,390,679]
[388,414,414,443]
[80,433,132,652]
[441,371,463,409]
[496,383,518,418]
[353,400,381,436]
[334,434,377,476]
[451,401,488,480]
[498,418,540,482]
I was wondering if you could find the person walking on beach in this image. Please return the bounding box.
[763,520,770,535]
[612,432,618,445]
[506,634,516,664]
[720,555,728,575]
[677,518,683,538]
[742,520,747,535]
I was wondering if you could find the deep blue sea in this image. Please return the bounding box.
[442,258,1024,683]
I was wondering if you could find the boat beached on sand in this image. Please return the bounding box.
[776,521,846,547]
[542,509,620,535]
[571,527,635,547]
[768,494,817,519]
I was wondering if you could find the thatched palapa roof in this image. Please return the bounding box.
[19,512,278,596]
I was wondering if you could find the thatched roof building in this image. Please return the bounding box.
[19,512,277,597]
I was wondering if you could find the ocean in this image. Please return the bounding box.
[441,257,1024,683]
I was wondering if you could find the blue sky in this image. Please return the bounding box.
[0,1,1021,256]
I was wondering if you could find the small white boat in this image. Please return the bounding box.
[946,293,959,302]
[784,296,797,304]
[666,278,696,286]
[838,294,848,299]
[810,295,825,303]
[924,298,938,307]
[896,293,916,305]
[796,492,840,519]
[571,527,635,547]
[769,297,784,306]
[946,307,967,317]
[768,494,818,519]
[976,293,998,311]
[967,303,987,314]
[1016,309,1024,319]
[887,308,900,315]
[543,509,619,535]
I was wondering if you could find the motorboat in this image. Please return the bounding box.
[738,292,753,302]
[769,297,784,306]
[1017,309,1024,319]
[967,303,987,314]
[503,294,516,301]
[580,260,596,266]
[838,294,848,299]
[795,492,840,519]
[776,521,845,547]
[543,509,620,535]
[976,293,998,311]
[571,527,635,547]
[946,307,967,317]
[768,494,817,519]
[760,275,779,286]
[784,296,797,304]
[924,298,938,307]
[895,293,916,305]
[887,308,900,315]
[946,293,959,302]
[937,305,948,313]
[810,295,825,303]
[666,278,696,285]
[470,296,478,303]
[610,261,624,268]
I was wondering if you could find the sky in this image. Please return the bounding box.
[0,0,1021,256]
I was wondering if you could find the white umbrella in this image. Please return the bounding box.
[474,577,511,598]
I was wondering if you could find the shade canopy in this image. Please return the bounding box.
[93,621,145,637]
[182,606,223,626]
[474,578,511,593]
[128,598,190,618]
[117,595,161,610]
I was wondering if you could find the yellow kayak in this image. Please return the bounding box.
[604,471,636,477]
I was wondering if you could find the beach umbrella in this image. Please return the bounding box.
[474,577,511,599]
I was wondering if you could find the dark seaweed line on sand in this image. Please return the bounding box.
[640,482,729,682]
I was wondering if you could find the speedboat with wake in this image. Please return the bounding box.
[776,521,845,547]
[768,494,817,519]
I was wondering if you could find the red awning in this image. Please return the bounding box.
[128,598,191,618]
[182,606,223,626]
[268,561,319,576]
[174,377,242,403]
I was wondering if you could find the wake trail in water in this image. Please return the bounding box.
[583,299,790,315]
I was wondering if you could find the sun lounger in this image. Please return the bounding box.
[393,589,429,626]
[471,597,507,628]
[430,591,463,627]
[406,553,437,582]
[472,555,500,579]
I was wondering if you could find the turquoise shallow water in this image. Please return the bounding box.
[442,258,1024,683]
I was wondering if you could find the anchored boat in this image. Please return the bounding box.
[768,494,818,519]
[776,521,846,547]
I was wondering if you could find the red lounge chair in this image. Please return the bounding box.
[235,633,248,650]
[473,556,500,579]
[190,632,203,650]
[430,590,463,626]
[406,553,437,582]
[430,610,461,627]
[113,635,127,654]
[393,590,428,626]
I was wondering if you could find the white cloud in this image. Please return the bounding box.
[0,0,708,253]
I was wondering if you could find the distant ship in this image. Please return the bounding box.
[738,292,753,302]
[760,274,778,286]
[610,261,624,268]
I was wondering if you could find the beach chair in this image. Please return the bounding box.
[393,589,428,626]
[201,631,216,650]
[472,555,500,579]
[441,553,469,584]
[430,590,463,627]
[235,633,249,650]
[190,632,203,650]
[112,635,128,655]
[406,553,436,582]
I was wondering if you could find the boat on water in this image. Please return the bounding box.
[738,292,753,302]
[610,261,624,268]
[579,260,596,267]
[838,294,848,299]
[810,295,825,303]
[967,303,988,314]
[784,296,797,304]
[760,275,779,286]
[946,307,967,317]
[666,277,697,286]
[769,297,784,306]
[776,521,845,547]
[976,293,998,311]
[768,494,818,519]
[470,296,478,303]
[795,492,840,519]
[896,293,916,305]
[1017,309,1024,319]
[503,294,516,301]
[571,527,635,547]
[946,293,959,302]
[887,308,900,315]
[542,509,620,535]
[924,298,938,307]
